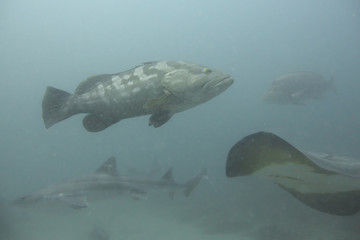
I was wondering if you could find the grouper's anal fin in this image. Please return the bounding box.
[148,111,172,128]
[83,113,121,132]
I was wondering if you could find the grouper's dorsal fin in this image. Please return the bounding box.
[75,74,112,95]
[161,168,175,184]
[95,157,118,176]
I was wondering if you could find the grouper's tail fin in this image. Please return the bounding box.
[42,86,75,128]
[183,168,207,197]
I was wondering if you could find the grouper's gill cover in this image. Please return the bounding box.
[42,61,233,132]
[226,131,360,216]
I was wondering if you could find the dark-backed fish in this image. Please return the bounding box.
[226,131,360,216]
[263,71,333,104]
[42,61,233,132]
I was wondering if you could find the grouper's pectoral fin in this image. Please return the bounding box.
[83,114,121,132]
[148,111,173,128]
[143,90,171,111]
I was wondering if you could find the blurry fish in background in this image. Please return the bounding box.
[226,131,360,216]
[263,71,334,104]
[89,224,110,240]
[42,61,233,132]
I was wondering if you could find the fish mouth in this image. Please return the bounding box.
[202,76,234,90]
[215,76,234,88]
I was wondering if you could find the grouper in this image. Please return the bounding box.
[42,61,234,132]
[263,71,334,104]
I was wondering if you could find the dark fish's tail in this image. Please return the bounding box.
[42,86,75,128]
[183,168,207,197]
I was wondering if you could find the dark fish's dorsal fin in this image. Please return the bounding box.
[161,168,175,184]
[75,74,112,95]
[96,157,118,176]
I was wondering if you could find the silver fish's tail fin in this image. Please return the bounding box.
[42,86,75,128]
[183,168,207,197]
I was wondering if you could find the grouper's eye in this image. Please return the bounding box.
[203,68,212,74]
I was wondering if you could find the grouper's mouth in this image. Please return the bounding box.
[215,76,234,88]
[202,76,234,90]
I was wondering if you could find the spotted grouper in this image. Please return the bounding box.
[42,61,233,132]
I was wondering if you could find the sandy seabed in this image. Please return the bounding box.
[6,180,360,240]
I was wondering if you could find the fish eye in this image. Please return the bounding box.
[203,68,212,74]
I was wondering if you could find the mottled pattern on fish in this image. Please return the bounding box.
[42,61,233,131]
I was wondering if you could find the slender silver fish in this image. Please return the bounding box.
[13,157,207,209]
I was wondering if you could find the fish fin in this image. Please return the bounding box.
[160,169,176,199]
[42,86,75,128]
[183,169,207,197]
[82,114,121,132]
[277,183,360,216]
[148,111,172,128]
[161,168,176,184]
[95,157,118,176]
[143,91,171,110]
[59,194,89,209]
[75,74,111,94]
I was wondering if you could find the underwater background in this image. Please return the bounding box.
[1,0,360,239]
